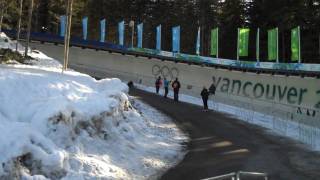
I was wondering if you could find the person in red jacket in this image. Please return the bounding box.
[155,76,162,94]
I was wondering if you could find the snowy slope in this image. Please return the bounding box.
[0,33,188,179]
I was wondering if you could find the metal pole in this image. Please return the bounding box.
[298,26,301,63]
[24,0,34,57]
[276,27,279,63]
[319,33,320,59]
[131,25,134,47]
[130,20,134,48]
[63,0,73,71]
[237,28,239,61]
[16,0,23,52]
[217,28,219,58]
[256,28,260,62]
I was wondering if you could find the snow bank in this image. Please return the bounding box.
[0,33,188,179]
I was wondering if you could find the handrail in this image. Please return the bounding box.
[201,172,236,180]
[201,171,268,180]
[237,171,268,180]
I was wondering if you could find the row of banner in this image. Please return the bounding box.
[228,27,301,62]
[60,16,301,63]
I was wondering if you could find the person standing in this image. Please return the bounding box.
[172,78,181,101]
[209,82,216,95]
[163,78,170,98]
[201,86,210,111]
[155,76,162,94]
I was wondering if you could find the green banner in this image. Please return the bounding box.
[210,28,218,56]
[291,26,300,62]
[268,28,278,61]
[238,28,250,57]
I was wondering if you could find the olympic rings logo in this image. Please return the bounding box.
[152,65,179,80]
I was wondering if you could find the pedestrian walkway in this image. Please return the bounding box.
[130,88,320,180]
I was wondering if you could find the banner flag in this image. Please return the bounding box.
[291,26,301,62]
[60,15,66,37]
[82,17,88,40]
[196,27,201,55]
[268,28,279,62]
[172,26,180,53]
[100,19,106,42]
[137,23,143,48]
[210,28,219,57]
[156,25,161,51]
[118,21,125,46]
[238,28,250,58]
[256,28,260,62]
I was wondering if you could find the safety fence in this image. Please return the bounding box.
[201,171,268,180]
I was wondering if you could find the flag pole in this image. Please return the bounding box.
[237,28,239,61]
[256,28,260,63]
[276,27,279,63]
[217,28,219,58]
[298,26,301,63]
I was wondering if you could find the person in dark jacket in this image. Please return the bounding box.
[163,78,170,98]
[209,83,216,95]
[172,78,181,101]
[201,86,210,111]
[155,76,162,94]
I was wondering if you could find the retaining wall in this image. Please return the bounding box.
[30,42,320,129]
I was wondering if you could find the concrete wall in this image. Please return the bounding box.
[30,42,320,127]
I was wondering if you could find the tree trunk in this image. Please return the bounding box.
[16,0,23,51]
[25,0,34,57]
[63,0,74,71]
[0,9,4,32]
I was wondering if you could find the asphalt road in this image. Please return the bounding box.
[130,88,320,180]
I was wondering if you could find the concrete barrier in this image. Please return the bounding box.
[30,42,320,128]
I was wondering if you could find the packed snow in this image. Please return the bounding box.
[0,33,188,179]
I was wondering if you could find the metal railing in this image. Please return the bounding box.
[202,171,268,180]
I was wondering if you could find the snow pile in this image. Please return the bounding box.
[0,32,61,68]
[0,33,187,179]
[0,32,21,50]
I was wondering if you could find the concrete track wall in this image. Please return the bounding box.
[30,42,320,128]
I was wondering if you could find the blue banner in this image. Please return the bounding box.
[118,21,125,46]
[137,23,143,48]
[100,19,106,42]
[172,26,180,53]
[156,25,161,51]
[82,17,88,40]
[60,15,66,37]
[196,27,201,55]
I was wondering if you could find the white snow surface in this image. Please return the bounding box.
[0,33,188,179]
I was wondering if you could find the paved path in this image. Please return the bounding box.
[130,88,320,180]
